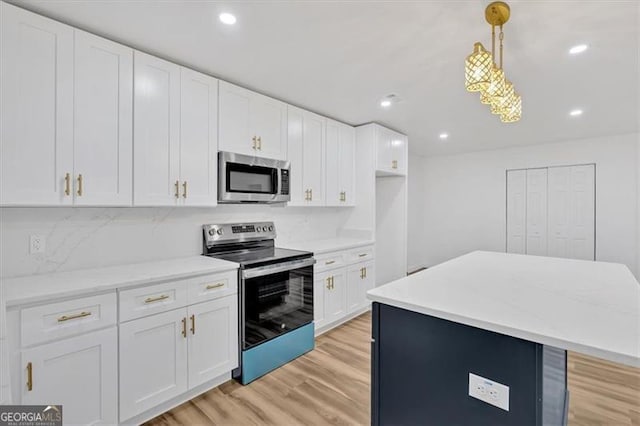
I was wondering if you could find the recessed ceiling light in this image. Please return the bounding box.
[380,99,392,108]
[219,13,237,25]
[569,109,583,117]
[569,44,588,55]
[439,133,449,140]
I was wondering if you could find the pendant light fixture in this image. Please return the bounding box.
[464,1,521,123]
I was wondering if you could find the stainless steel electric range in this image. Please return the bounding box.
[202,222,315,384]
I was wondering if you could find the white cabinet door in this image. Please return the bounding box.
[119,309,188,421]
[250,93,288,160]
[347,261,375,313]
[133,51,181,206]
[287,107,325,205]
[375,126,392,173]
[21,327,118,426]
[187,296,238,389]
[324,269,347,325]
[218,81,254,157]
[180,68,218,207]
[548,165,595,260]
[375,125,407,175]
[313,273,327,330]
[390,133,408,175]
[1,3,74,206]
[506,169,527,254]
[74,30,133,206]
[287,107,305,205]
[326,120,356,206]
[526,168,548,256]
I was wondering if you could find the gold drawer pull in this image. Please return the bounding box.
[206,282,225,290]
[181,317,187,338]
[144,294,169,304]
[325,260,336,265]
[57,311,91,322]
[358,253,368,257]
[76,174,83,196]
[182,181,187,199]
[392,160,398,169]
[64,173,71,196]
[190,314,195,335]
[26,362,33,391]
[174,180,180,198]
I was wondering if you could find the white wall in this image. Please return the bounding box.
[408,133,639,279]
[0,205,354,278]
[407,154,426,272]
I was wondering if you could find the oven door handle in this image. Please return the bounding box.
[242,257,316,279]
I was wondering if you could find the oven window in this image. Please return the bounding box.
[243,265,313,349]
[227,162,277,194]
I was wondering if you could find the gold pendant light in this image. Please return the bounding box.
[465,1,521,123]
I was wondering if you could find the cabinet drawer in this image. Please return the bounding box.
[119,280,188,322]
[187,270,238,304]
[21,292,117,347]
[314,251,346,273]
[346,246,375,263]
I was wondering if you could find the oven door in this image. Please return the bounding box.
[218,151,290,203]
[241,257,314,349]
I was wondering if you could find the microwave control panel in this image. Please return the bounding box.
[280,169,290,195]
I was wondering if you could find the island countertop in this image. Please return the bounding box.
[367,251,640,368]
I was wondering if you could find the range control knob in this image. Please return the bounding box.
[208,229,215,236]
[263,226,269,232]
[216,229,224,236]
[268,225,274,232]
[256,227,262,233]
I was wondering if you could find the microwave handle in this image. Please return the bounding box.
[242,257,316,279]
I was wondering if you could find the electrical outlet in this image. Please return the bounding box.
[468,373,509,411]
[29,235,46,254]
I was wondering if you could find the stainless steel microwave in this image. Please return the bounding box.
[218,151,291,203]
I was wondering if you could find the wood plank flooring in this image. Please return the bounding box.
[146,312,639,426]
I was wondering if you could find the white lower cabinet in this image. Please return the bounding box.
[187,297,238,388]
[119,294,238,422]
[314,245,375,334]
[119,309,188,421]
[21,327,118,426]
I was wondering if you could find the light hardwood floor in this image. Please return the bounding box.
[146,312,639,426]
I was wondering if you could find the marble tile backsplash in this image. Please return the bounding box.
[0,205,353,278]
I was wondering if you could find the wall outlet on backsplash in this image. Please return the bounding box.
[29,235,45,254]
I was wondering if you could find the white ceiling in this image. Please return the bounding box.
[12,0,639,156]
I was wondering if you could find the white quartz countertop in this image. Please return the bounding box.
[367,251,640,368]
[285,237,374,255]
[2,256,238,307]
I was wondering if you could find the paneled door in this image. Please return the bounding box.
[119,309,188,421]
[525,168,548,256]
[324,269,347,325]
[548,165,595,260]
[21,328,118,425]
[74,30,133,206]
[133,51,181,206]
[326,120,356,206]
[506,170,527,254]
[313,273,327,330]
[1,2,74,205]
[179,68,218,206]
[250,93,288,160]
[301,110,325,206]
[347,261,374,313]
[187,296,238,388]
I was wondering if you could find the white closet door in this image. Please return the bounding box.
[548,165,595,260]
[525,168,548,256]
[506,170,527,254]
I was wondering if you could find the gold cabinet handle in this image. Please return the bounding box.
[358,253,368,258]
[360,268,364,279]
[206,282,225,290]
[57,311,91,322]
[331,276,335,289]
[392,160,398,169]
[64,173,71,196]
[304,189,309,201]
[182,181,187,199]
[326,277,331,290]
[257,136,262,150]
[309,188,313,201]
[76,174,83,196]
[145,294,169,304]
[181,317,187,338]
[26,362,33,391]
[252,136,257,150]
[364,267,367,278]
[174,180,180,198]
[325,260,335,265]
[190,314,195,335]
[340,191,346,202]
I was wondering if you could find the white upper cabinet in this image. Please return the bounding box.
[376,125,408,176]
[74,31,133,206]
[179,68,218,207]
[133,51,181,206]
[326,120,356,206]
[287,107,325,206]
[1,3,74,206]
[219,81,287,160]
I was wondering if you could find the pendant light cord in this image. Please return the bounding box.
[491,25,496,65]
[499,24,504,69]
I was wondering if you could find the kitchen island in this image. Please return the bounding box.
[367,251,640,426]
